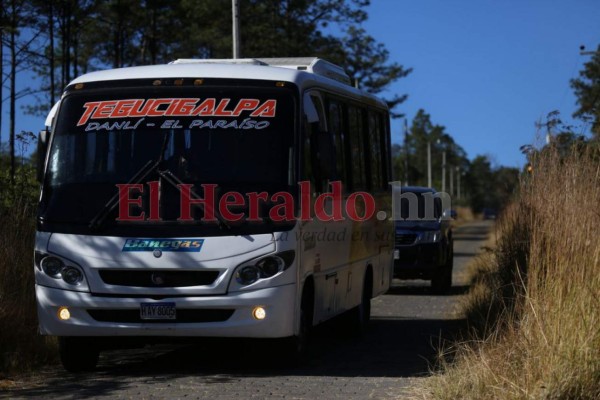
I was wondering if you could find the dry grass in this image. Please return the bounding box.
[0,199,57,375]
[450,206,477,234]
[417,147,600,399]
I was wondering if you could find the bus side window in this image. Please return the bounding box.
[303,92,331,193]
[348,105,366,191]
[368,111,383,192]
[381,112,391,187]
[327,98,347,188]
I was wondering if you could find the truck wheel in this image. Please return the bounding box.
[432,247,453,294]
[59,337,99,372]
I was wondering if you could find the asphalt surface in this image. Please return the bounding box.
[1,220,493,400]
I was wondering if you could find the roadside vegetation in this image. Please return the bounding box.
[418,144,600,399]
[0,154,57,374]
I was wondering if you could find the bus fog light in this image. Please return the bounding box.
[61,267,83,285]
[41,256,64,278]
[252,306,266,320]
[58,307,71,321]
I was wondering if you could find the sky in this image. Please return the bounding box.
[2,0,600,168]
[363,0,600,167]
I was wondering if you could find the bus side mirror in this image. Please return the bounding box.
[37,129,49,183]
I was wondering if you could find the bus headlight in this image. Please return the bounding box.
[256,256,285,278]
[237,266,261,285]
[233,250,295,287]
[61,267,84,285]
[35,252,90,292]
[41,256,64,278]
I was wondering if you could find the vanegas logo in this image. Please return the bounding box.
[122,238,204,252]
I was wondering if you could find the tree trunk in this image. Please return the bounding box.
[150,2,157,64]
[49,0,55,106]
[64,1,71,84]
[10,0,17,184]
[60,8,66,89]
[0,22,3,149]
[73,27,78,78]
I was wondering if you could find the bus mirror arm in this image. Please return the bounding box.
[37,129,49,183]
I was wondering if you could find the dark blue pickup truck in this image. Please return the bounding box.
[393,186,454,293]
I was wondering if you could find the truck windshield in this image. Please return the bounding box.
[39,84,297,236]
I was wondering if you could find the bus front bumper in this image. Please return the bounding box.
[36,284,296,338]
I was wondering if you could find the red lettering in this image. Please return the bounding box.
[169,98,199,116]
[269,192,295,222]
[147,99,174,116]
[247,192,268,222]
[250,100,277,117]
[129,99,155,117]
[177,184,217,222]
[345,192,376,221]
[110,99,139,118]
[116,184,145,221]
[148,181,161,221]
[219,192,245,222]
[77,102,101,125]
[165,99,182,116]
[91,101,118,120]
[298,181,313,221]
[232,99,260,116]
[314,181,344,222]
[192,98,216,116]
[214,99,233,116]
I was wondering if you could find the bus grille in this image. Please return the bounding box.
[87,309,234,323]
[395,234,417,246]
[99,270,220,288]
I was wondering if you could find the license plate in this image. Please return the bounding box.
[140,302,176,320]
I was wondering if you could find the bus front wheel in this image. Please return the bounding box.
[280,281,313,363]
[59,337,99,372]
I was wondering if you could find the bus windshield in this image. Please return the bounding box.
[40,84,297,236]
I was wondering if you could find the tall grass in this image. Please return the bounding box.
[0,170,57,374]
[419,147,600,399]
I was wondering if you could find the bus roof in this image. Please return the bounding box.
[66,58,388,109]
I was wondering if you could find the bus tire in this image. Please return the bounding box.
[59,337,99,372]
[347,268,372,336]
[281,280,313,364]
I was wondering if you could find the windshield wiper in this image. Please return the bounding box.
[88,159,159,232]
[156,168,230,231]
[89,130,173,232]
[89,130,230,232]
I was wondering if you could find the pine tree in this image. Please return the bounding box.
[571,44,600,139]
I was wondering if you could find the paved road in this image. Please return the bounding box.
[2,221,493,400]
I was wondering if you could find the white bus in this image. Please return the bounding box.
[35,57,394,371]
